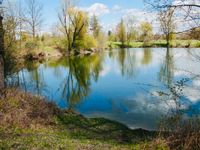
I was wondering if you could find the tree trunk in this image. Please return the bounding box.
[0,15,4,89]
[166,33,170,48]
[0,56,4,89]
[0,15,4,57]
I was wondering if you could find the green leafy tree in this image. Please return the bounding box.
[58,0,89,53]
[116,19,126,48]
[139,22,153,46]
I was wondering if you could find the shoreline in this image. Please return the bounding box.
[21,45,200,62]
[0,88,161,149]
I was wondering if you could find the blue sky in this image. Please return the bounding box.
[38,0,148,32]
[3,0,154,32]
[2,0,199,33]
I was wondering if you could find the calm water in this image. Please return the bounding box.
[6,48,200,130]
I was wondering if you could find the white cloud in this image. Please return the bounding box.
[172,0,200,31]
[173,0,200,5]
[121,8,160,32]
[112,5,121,11]
[100,65,111,77]
[183,87,200,103]
[82,3,110,16]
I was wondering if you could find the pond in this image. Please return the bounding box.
[6,48,200,130]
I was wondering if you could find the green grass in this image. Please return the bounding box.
[110,40,200,48]
[0,88,168,150]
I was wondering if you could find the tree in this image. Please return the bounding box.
[3,1,19,55]
[116,19,126,48]
[139,22,153,46]
[159,8,176,47]
[0,0,4,88]
[17,0,25,49]
[25,0,43,39]
[125,16,137,46]
[90,15,101,39]
[145,0,200,33]
[189,27,200,40]
[0,14,4,57]
[159,48,174,86]
[58,0,89,53]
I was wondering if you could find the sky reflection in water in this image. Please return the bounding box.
[7,48,200,130]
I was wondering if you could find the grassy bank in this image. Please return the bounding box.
[110,40,200,48]
[0,88,168,150]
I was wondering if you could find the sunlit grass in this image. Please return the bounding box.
[0,88,165,149]
[110,40,200,48]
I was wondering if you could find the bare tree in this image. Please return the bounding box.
[125,16,137,47]
[145,0,200,33]
[25,0,43,38]
[159,8,176,47]
[17,0,25,49]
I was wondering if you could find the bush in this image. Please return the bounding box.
[25,41,39,51]
[160,116,200,150]
[194,41,200,48]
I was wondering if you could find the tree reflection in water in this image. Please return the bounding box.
[159,48,174,87]
[6,54,104,109]
[46,54,104,109]
[141,48,152,65]
[5,48,200,130]
[117,48,138,78]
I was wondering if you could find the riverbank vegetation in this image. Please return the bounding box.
[0,88,162,149]
[1,88,200,149]
[0,0,199,62]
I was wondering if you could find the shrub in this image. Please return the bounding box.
[25,41,39,51]
[160,116,200,150]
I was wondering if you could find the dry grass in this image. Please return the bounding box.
[159,115,200,150]
[2,88,198,149]
[167,119,200,150]
[0,88,163,149]
[0,88,60,129]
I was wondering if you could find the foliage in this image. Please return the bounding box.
[83,35,97,49]
[25,41,39,51]
[139,22,153,46]
[110,40,200,48]
[58,1,90,52]
[116,19,126,48]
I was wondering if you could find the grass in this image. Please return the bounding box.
[0,88,167,150]
[110,40,200,48]
[1,88,199,149]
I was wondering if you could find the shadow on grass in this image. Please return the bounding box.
[0,89,158,148]
[57,110,157,145]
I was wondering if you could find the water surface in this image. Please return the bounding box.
[7,48,200,130]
